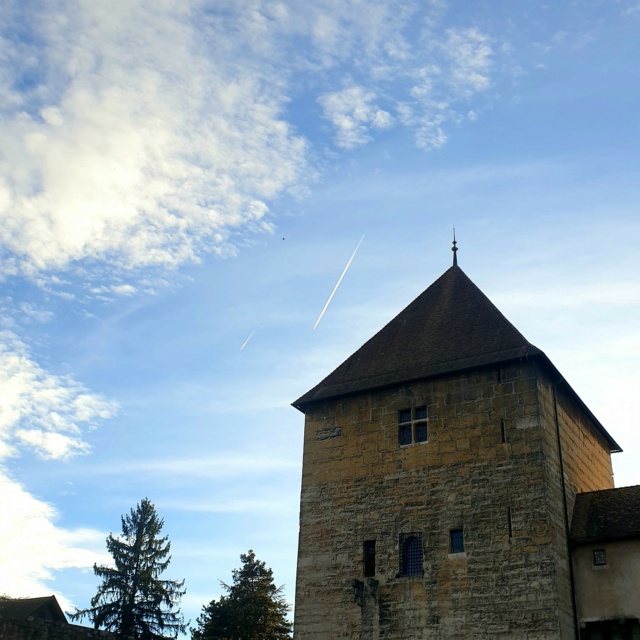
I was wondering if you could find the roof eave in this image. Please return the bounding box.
[572,532,640,545]
[293,352,623,454]
[293,348,540,413]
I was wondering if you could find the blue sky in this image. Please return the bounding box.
[1,0,639,631]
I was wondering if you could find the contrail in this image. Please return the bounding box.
[314,234,364,330]
[240,328,257,350]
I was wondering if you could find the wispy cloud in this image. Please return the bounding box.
[161,497,297,515]
[0,0,502,286]
[0,330,117,460]
[314,11,494,150]
[319,87,393,149]
[84,454,298,480]
[493,282,640,309]
[622,3,640,16]
[0,0,307,282]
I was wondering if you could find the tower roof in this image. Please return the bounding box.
[292,264,622,452]
[295,265,540,406]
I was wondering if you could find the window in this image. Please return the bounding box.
[400,533,423,576]
[593,548,607,566]
[500,418,506,444]
[450,528,464,554]
[398,406,428,446]
[363,540,376,577]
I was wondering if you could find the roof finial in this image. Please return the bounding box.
[452,227,458,266]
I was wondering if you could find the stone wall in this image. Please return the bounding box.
[536,370,615,640]
[294,360,614,639]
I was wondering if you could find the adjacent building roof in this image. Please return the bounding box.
[0,596,67,622]
[293,263,621,452]
[571,485,640,543]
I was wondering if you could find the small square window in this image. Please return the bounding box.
[400,533,423,576]
[593,548,607,566]
[450,528,464,554]
[398,407,428,446]
[363,540,376,577]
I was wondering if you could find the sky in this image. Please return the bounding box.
[1,0,639,632]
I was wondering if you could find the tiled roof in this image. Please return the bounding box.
[293,263,621,452]
[571,485,640,543]
[294,265,541,406]
[0,596,67,622]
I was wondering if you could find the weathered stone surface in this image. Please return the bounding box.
[294,361,614,639]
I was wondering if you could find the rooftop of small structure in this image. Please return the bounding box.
[571,485,640,543]
[0,596,67,622]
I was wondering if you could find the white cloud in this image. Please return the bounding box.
[17,303,55,324]
[0,0,307,281]
[415,115,448,150]
[402,26,492,148]
[0,328,114,601]
[291,0,417,68]
[0,330,117,460]
[312,12,493,151]
[441,28,492,95]
[0,1,501,284]
[0,470,108,606]
[319,86,393,149]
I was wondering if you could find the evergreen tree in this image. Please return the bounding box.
[192,550,292,640]
[71,498,186,640]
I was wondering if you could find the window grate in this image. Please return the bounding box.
[400,533,422,576]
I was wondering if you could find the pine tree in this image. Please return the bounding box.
[71,498,186,640]
[191,550,292,640]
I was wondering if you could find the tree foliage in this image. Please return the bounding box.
[192,550,292,640]
[71,498,186,640]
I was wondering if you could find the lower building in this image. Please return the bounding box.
[571,486,640,639]
[0,596,117,640]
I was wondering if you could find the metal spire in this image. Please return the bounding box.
[452,227,458,266]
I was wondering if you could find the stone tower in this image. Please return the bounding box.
[292,259,620,639]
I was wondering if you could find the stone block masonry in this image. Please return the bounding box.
[294,360,614,639]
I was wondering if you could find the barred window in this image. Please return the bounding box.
[398,406,428,446]
[593,548,607,566]
[400,533,423,576]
